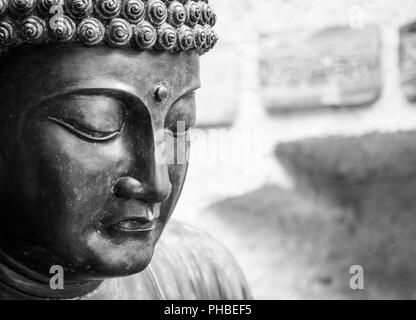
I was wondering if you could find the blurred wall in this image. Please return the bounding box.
[180,0,416,221]
[198,0,416,140]
[174,0,416,299]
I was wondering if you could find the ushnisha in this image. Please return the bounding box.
[0,0,218,54]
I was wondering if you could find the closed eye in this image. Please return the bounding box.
[48,117,121,142]
[43,94,126,143]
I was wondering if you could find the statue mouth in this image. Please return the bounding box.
[113,217,157,232]
[105,204,160,233]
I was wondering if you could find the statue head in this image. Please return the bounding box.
[0,0,217,292]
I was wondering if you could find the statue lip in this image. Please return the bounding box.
[113,217,158,232]
[106,204,160,232]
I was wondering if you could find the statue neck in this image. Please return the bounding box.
[0,250,102,300]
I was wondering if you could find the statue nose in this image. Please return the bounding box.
[113,174,172,203]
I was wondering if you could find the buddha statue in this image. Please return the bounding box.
[0,0,251,300]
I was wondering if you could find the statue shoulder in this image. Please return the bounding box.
[150,220,252,300]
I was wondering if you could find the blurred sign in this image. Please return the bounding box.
[400,22,416,102]
[259,25,382,114]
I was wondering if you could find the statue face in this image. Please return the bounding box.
[0,45,200,280]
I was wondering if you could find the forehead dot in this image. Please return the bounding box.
[155,85,169,101]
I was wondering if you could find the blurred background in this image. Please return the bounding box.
[175,0,416,299]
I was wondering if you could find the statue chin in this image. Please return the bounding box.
[52,226,157,280]
[79,239,155,280]
[71,224,158,280]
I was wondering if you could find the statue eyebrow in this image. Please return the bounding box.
[37,77,145,105]
[42,80,200,107]
[33,80,201,120]
[40,87,146,110]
